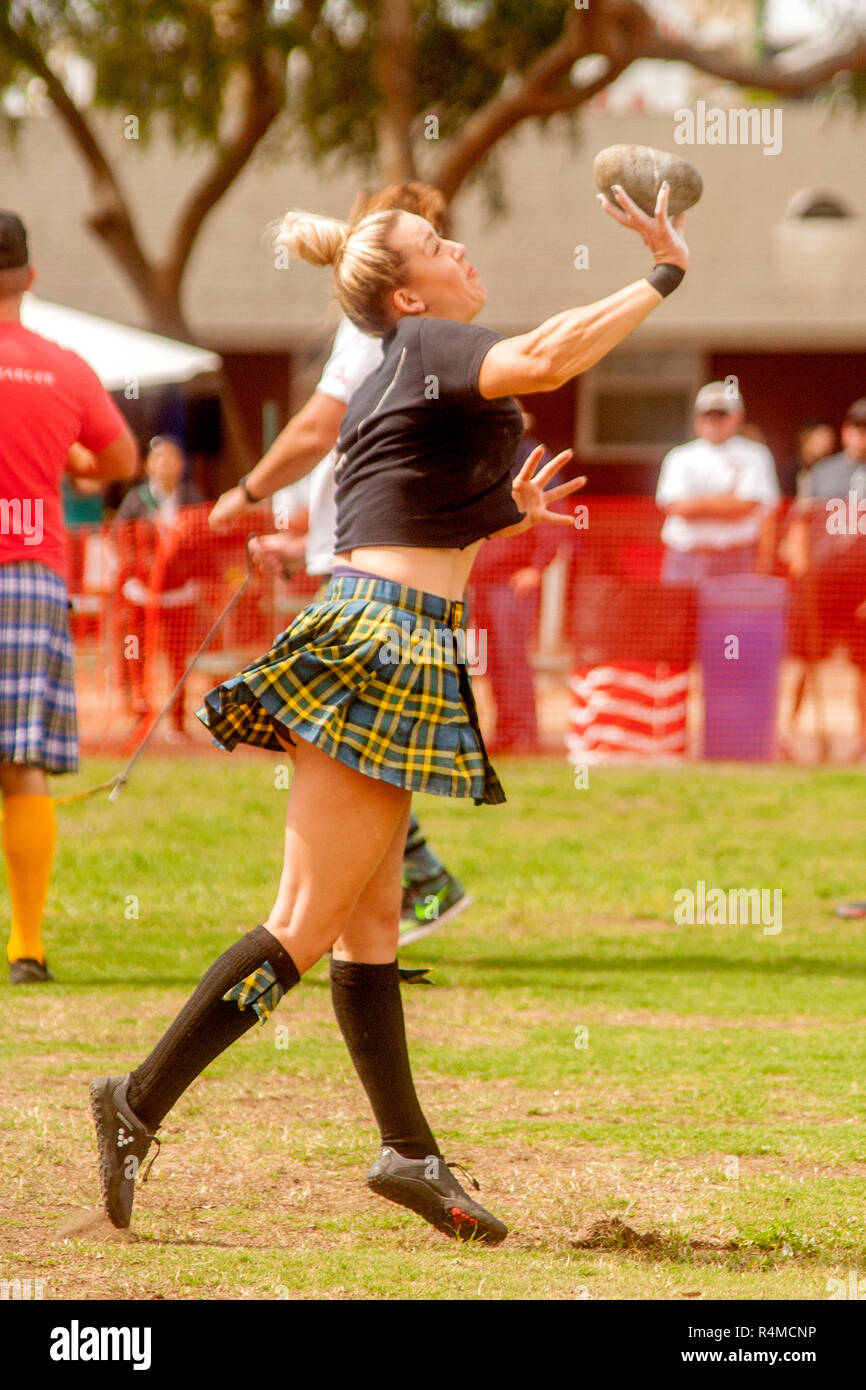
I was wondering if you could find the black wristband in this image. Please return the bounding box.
[646,263,685,298]
[239,474,261,504]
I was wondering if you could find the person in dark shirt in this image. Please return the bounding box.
[210,185,475,944]
[90,181,689,1245]
[777,419,836,500]
[785,399,866,753]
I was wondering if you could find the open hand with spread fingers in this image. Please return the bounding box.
[598,180,689,272]
[511,446,586,527]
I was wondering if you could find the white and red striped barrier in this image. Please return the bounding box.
[567,661,689,762]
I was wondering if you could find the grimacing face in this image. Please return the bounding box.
[385,212,487,325]
[694,408,743,445]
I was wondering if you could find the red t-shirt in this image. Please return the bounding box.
[0,320,126,581]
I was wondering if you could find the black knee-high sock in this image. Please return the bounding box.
[126,926,299,1131]
[403,812,446,884]
[330,957,441,1161]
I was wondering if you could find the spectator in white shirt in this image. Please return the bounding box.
[656,381,780,584]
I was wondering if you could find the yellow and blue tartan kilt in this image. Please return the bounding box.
[195,574,505,805]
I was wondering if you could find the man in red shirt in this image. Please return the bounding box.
[0,211,138,983]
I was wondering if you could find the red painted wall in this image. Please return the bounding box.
[220,350,292,456]
[525,351,866,497]
[707,351,866,475]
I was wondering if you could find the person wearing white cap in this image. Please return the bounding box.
[655,381,780,584]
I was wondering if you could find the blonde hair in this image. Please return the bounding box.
[274,208,407,336]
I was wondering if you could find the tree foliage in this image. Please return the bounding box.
[1,1,863,341]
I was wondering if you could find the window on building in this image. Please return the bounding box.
[577,347,702,458]
[785,188,854,220]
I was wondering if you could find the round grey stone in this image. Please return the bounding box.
[593,145,703,217]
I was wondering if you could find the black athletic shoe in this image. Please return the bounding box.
[89,1074,160,1228]
[367,1146,508,1245]
[9,957,54,985]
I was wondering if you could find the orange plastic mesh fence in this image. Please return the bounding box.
[64,499,866,764]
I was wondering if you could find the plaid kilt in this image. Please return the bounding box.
[196,574,505,805]
[0,561,78,774]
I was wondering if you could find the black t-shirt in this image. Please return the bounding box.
[333,315,524,553]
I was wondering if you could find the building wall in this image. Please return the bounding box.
[525,350,866,499]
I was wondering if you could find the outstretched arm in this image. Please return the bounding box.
[478,184,688,400]
[209,391,346,530]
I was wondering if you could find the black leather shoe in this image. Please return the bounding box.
[9,957,54,984]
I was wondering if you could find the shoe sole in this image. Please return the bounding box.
[367,1172,507,1245]
[89,1076,130,1229]
[398,894,473,947]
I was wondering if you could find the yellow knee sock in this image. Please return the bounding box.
[3,795,57,964]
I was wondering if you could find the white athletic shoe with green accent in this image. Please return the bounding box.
[399,872,471,947]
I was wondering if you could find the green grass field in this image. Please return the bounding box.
[2,754,865,1301]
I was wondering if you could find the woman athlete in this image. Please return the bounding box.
[90,180,688,1245]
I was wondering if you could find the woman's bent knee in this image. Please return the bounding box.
[332,905,400,962]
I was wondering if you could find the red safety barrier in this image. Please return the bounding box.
[63,496,866,764]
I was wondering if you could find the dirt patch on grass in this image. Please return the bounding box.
[56,1210,140,1243]
[0,1094,856,1298]
[2,978,863,1298]
[557,1006,837,1034]
[570,1215,739,1257]
[573,1216,667,1252]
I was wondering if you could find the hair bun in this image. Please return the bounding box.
[273,211,349,267]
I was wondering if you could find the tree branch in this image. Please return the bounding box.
[160,48,286,304]
[644,30,866,94]
[434,0,866,202]
[432,4,615,198]
[373,0,417,182]
[597,0,866,96]
[521,61,632,116]
[0,12,153,302]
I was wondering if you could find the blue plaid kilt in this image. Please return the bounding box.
[0,561,78,774]
[196,573,505,805]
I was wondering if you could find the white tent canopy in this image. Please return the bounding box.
[20,295,222,390]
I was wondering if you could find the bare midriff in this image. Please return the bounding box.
[335,542,485,603]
